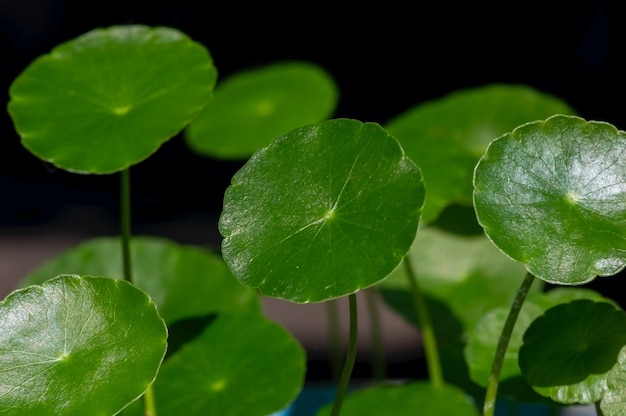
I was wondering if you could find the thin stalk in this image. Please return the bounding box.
[482,272,535,416]
[326,299,344,383]
[143,386,157,416]
[364,288,387,383]
[330,294,358,416]
[121,169,157,415]
[120,168,133,283]
[403,257,443,389]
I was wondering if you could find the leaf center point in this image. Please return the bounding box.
[256,100,275,116]
[565,191,579,205]
[112,105,132,116]
[209,379,226,392]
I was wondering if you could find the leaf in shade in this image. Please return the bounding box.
[153,313,306,416]
[465,287,616,401]
[464,300,544,389]
[315,381,479,416]
[185,60,338,159]
[519,299,626,404]
[386,84,576,223]
[379,226,530,333]
[19,236,260,324]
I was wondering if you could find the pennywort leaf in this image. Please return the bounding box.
[474,114,626,284]
[315,381,479,416]
[220,118,424,303]
[153,313,305,416]
[19,236,260,324]
[386,84,576,223]
[519,299,626,404]
[8,25,216,173]
[185,60,338,159]
[0,275,167,415]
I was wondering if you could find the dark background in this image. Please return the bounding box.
[1,1,624,381]
[1,1,622,231]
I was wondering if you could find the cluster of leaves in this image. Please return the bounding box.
[3,24,626,416]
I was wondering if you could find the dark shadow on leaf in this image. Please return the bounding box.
[498,375,553,404]
[520,300,626,387]
[431,203,483,236]
[164,314,217,360]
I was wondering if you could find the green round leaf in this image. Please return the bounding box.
[8,25,216,173]
[519,299,626,404]
[386,84,576,223]
[316,381,479,416]
[474,114,626,284]
[185,60,338,159]
[220,118,425,303]
[464,287,616,402]
[0,275,167,415]
[153,313,305,416]
[19,236,260,324]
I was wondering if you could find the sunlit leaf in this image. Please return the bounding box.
[220,118,424,302]
[185,60,338,159]
[474,114,626,284]
[519,299,626,404]
[601,345,626,415]
[0,275,167,415]
[153,313,305,416]
[8,25,216,173]
[386,84,576,223]
[19,236,260,324]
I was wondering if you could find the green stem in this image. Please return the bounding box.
[482,272,535,416]
[330,294,358,416]
[595,401,604,416]
[143,385,157,416]
[120,168,133,283]
[364,288,387,383]
[121,168,156,414]
[326,299,344,383]
[404,257,443,389]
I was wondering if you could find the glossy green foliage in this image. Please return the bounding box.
[601,345,626,415]
[465,288,614,402]
[19,236,260,324]
[16,236,307,415]
[474,114,626,284]
[153,313,306,416]
[316,381,479,416]
[386,84,576,223]
[0,275,167,415]
[185,60,338,159]
[519,300,626,404]
[220,118,425,302]
[8,25,216,173]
